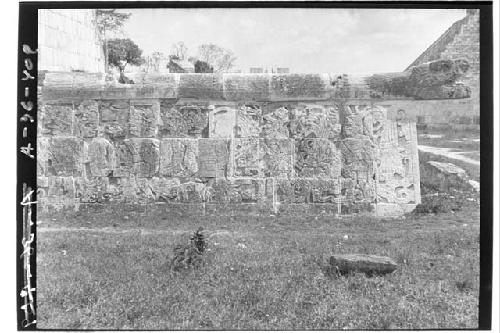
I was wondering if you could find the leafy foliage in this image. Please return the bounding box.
[197,44,236,72]
[107,38,144,69]
[172,228,206,270]
[194,60,214,73]
[96,9,131,37]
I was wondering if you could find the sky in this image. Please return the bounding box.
[118,8,466,74]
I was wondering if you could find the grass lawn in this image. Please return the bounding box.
[37,199,480,330]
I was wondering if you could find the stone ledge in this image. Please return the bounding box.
[40,59,471,102]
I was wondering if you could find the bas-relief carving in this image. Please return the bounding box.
[74,100,99,138]
[259,138,293,178]
[114,139,160,178]
[295,138,341,178]
[129,100,160,138]
[236,104,261,138]
[40,103,74,136]
[83,138,116,178]
[261,105,290,139]
[375,119,420,205]
[159,101,209,138]
[99,100,130,139]
[275,179,340,204]
[232,138,260,177]
[159,139,199,177]
[289,104,341,139]
[42,138,84,177]
[38,82,421,215]
[212,178,271,203]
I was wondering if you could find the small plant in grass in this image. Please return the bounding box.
[455,276,474,292]
[172,227,206,271]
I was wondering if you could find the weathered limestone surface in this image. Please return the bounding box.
[74,100,99,138]
[231,138,260,177]
[129,100,160,138]
[159,101,209,138]
[260,138,293,178]
[99,100,129,139]
[40,103,74,136]
[159,139,198,177]
[367,59,471,100]
[295,139,341,178]
[38,72,427,216]
[198,139,230,178]
[329,254,398,275]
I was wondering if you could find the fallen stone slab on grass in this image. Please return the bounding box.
[329,254,398,276]
[420,160,479,193]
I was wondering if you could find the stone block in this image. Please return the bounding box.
[115,139,160,177]
[339,176,376,204]
[329,254,398,275]
[339,138,376,202]
[295,138,341,178]
[43,138,84,176]
[73,100,99,138]
[259,138,293,178]
[209,106,237,138]
[340,104,373,138]
[150,177,210,203]
[223,74,270,101]
[376,146,418,204]
[275,179,340,204]
[275,179,313,204]
[289,104,341,139]
[340,138,375,175]
[129,100,160,138]
[198,139,230,178]
[159,101,209,138]
[235,104,261,138]
[77,176,110,203]
[270,74,331,100]
[277,203,339,216]
[82,137,116,178]
[99,100,130,139]
[44,176,76,198]
[212,178,270,203]
[159,139,199,177]
[40,103,74,136]
[38,176,80,212]
[231,138,260,177]
[178,74,224,99]
[260,104,290,139]
[37,137,50,177]
[310,179,342,203]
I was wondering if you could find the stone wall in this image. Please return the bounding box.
[38,9,105,73]
[37,72,422,217]
[405,9,479,127]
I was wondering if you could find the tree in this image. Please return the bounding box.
[194,60,213,73]
[96,9,132,71]
[170,42,188,61]
[197,44,236,73]
[107,38,144,83]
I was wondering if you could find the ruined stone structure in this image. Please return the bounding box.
[38,68,463,217]
[38,9,105,73]
[37,57,475,217]
[386,9,480,128]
